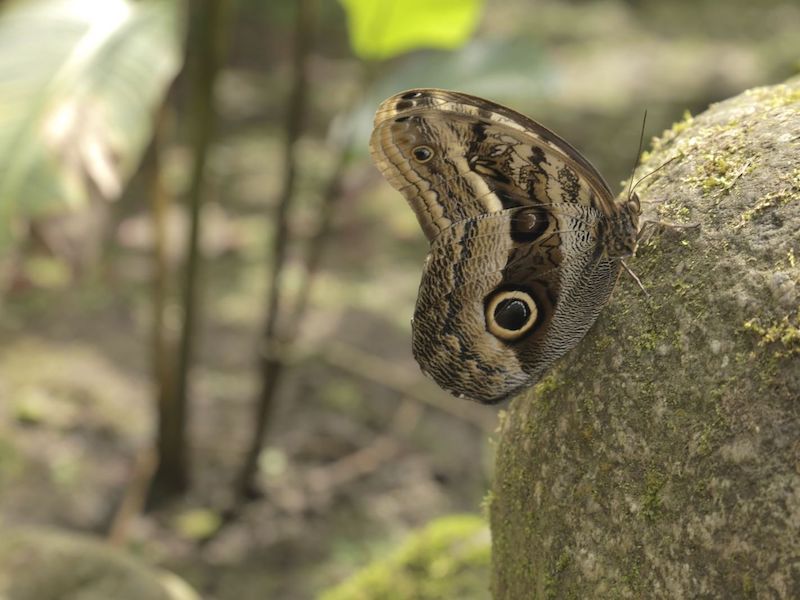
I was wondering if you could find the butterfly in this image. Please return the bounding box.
[370,89,640,404]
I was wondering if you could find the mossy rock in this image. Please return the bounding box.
[320,514,490,600]
[491,78,800,598]
[0,527,199,600]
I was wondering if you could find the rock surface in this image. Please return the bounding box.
[491,78,800,598]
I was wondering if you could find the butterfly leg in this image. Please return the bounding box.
[621,259,649,297]
[637,219,700,247]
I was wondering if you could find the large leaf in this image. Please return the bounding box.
[340,0,483,60]
[0,0,183,245]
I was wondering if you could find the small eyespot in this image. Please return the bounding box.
[485,290,539,341]
[515,209,539,234]
[395,116,410,123]
[412,146,433,163]
[510,207,548,242]
[401,91,422,100]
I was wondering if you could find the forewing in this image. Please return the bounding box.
[369,88,616,242]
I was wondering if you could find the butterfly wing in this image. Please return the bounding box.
[369,89,638,403]
[370,88,618,239]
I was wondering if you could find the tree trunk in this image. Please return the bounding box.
[152,0,233,501]
[490,78,800,598]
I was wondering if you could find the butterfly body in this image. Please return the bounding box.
[370,89,639,404]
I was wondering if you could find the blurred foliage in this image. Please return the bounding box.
[340,0,483,60]
[0,0,182,247]
[0,528,200,600]
[0,435,22,483]
[320,515,490,600]
[173,508,223,541]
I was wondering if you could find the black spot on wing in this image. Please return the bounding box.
[558,165,581,203]
[529,146,547,169]
[469,121,488,143]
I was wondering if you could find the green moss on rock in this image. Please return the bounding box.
[743,313,800,356]
[735,168,800,228]
[320,515,490,600]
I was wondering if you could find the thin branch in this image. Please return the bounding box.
[319,341,497,432]
[107,446,158,546]
[147,100,179,505]
[303,399,422,506]
[285,144,352,332]
[236,0,316,500]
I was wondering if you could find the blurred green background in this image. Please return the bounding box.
[0,0,797,598]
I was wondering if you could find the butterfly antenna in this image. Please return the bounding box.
[626,110,648,201]
[630,154,682,198]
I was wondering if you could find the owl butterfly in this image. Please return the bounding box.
[369,89,641,404]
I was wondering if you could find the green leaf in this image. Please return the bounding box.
[340,0,483,60]
[0,0,183,246]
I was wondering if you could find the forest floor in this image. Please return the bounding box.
[0,174,494,599]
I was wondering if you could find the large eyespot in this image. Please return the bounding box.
[412,146,433,163]
[485,290,538,341]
